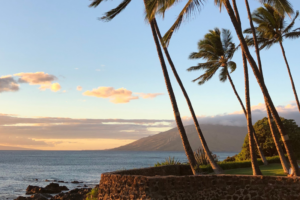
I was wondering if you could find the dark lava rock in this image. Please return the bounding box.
[71,181,83,184]
[51,188,92,200]
[26,183,69,194]
[15,193,52,200]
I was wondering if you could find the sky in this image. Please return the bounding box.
[0,0,300,150]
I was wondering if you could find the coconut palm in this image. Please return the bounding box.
[89,0,200,175]
[244,5,300,113]
[187,28,262,174]
[152,20,223,174]
[231,0,288,173]
[146,0,300,176]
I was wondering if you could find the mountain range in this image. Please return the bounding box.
[112,124,247,152]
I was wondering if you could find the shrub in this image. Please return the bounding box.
[236,117,300,161]
[194,148,219,166]
[154,156,182,167]
[86,187,99,200]
[197,155,285,173]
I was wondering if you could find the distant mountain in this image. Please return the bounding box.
[112,124,247,152]
[0,145,36,150]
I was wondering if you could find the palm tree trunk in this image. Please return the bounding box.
[243,0,290,173]
[227,73,268,165]
[145,13,199,174]
[243,49,262,175]
[279,41,300,113]
[223,0,300,176]
[153,19,223,174]
[231,0,267,166]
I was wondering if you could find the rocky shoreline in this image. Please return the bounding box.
[15,182,95,200]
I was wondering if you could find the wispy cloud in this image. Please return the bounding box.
[135,93,164,99]
[83,87,139,104]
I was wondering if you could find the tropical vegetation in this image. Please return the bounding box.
[89,0,300,177]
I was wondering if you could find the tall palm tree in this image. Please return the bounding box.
[221,0,299,176]
[89,0,200,175]
[146,0,300,175]
[244,5,300,112]
[231,0,288,173]
[187,28,262,174]
[152,20,223,174]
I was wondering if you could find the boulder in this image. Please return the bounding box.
[26,183,69,194]
[51,188,91,200]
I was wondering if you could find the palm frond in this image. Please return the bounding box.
[228,61,237,73]
[219,66,228,82]
[193,63,220,85]
[100,0,132,22]
[284,31,300,39]
[187,61,218,71]
[162,0,205,46]
[89,0,108,7]
[259,0,294,16]
[282,11,299,33]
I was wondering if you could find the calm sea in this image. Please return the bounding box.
[0,151,236,200]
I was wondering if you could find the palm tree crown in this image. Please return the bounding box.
[188,28,237,85]
[244,4,300,49]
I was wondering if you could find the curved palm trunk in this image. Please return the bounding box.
[231,0,267,166]
[227,73,268,165]
[279,41,300,113]
[153,19,223,174]
[243,0,290,173]
[145,13,199,174]
[223,0,300,176]
[243,50,262,175]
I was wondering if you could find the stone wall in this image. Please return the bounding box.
[98,165,300,200]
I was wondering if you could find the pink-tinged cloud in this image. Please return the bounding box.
[77,86,82,91]
[14,72,60,92]
[83,87,139,104]
[135,93,164,99]
[0,76,19,93]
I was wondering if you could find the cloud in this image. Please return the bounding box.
[135,93,164,99]
[0,76,19,93]
[83,87,139,104]
[77,86,82,91]
[14,72,60,92]
[0,101,299,149]
[51,83,61,92]
[180,101,300,127]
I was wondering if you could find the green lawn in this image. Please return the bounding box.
[224,163,287,176]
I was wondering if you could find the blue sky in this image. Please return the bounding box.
[0,1,299,150]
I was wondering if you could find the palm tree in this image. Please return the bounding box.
[244,5,300,113]
[89,0,200,175]
[152,20,223,174]
[146,0,300,175]
[187,28,262,174]
[231,0,289,173]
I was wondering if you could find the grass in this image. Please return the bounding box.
[224,163,287,176]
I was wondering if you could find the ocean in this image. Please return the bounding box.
[0,151,237,200]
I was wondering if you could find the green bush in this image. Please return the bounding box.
[197,155,285,173]
[86,187,99,200]
[236,117,300,161]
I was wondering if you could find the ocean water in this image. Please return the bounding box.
[0,151,236,200]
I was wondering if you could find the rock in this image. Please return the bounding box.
[26,183,69,194]
[15,194,52,200]
[71,181,82,184]
[51,188,92,200]
[58,181,64,183]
